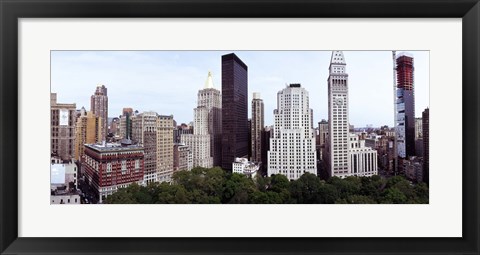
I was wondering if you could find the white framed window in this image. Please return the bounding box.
[121,160,127,174]
[135,160,140,172]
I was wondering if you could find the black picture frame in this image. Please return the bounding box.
[1,0,479,254]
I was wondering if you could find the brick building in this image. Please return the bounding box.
[82,142,144,203]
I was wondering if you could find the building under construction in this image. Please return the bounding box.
[395,52,416,163]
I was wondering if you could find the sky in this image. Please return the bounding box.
[51,50,429,128]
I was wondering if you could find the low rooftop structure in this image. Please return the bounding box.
[232,157,260,178]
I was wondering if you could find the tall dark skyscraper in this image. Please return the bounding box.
[422,108,429,184]
[91,84,108,141]
[221,53,248,171]
[395,53,415,159]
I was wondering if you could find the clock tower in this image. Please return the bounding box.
[327,51,350,178]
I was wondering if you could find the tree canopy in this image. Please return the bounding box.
[105,167,428,204]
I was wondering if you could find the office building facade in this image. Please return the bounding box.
[74,111,103,161]
[251,92,264,163]
[51,93,77,161]
[198,71,222,166]
[267,84,317,180]
[327,51,350,177]
[156,115,174,183]
[395,53,416,159]
[90,85,108,141]
[82,143,144,203]
[221,53,249,170]
[132,111,159,184]
[422,108,429,184]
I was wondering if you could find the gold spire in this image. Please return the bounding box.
[204,71,214,89]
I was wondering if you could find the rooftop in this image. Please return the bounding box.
[397,52,414,58]
[85,143,144,152]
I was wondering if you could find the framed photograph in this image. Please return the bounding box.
[1,0,479,254]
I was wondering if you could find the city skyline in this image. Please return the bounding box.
[51,50,429,128]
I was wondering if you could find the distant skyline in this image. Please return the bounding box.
[51,50,429,128]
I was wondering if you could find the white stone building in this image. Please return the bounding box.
[181,133,212,168]
[51,158,78,190]
[327,51,350,178]
[174,143,193,172]
[181,72,221,169]
[232,157,259,178]
[267,84,317,180]
[326,51,378,178]
[348,134,378,177]
[51,158,81,204]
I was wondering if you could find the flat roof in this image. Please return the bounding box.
[85,143,144,152]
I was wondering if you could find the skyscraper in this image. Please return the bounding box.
[221,53,248,171]
[318,119,329,160]
[181,106,213,168]
[156,115,174,183]
[422,108,429,184]
[395,53,415,159]
[90,84,108,141]
[74,111,103,161]
[198,71,222,166]
[119,108,134,140]
[181,72,222,169]
[268,84,317,180]
[132,111,159,184]
[251,93,264,163]
[326,51,377,178]
[261,126,272,175]
[327,51,350,178]
[415,117,423,139]
[51,93,76,161]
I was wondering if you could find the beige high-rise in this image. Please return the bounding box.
[156,115,174,183]
[51,93,76,161]
[74,111,103,161]
[90,84,108,141]
[132,111,159,184]
[251,92,264,163]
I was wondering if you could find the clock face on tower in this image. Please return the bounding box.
[335,97,344,106]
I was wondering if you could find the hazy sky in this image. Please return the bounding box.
[51,51,429,128]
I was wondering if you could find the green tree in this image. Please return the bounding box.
[360,175,385,200]
[254,174,270,192]
[328,176,361,199]
[344,195,377,204]
[155,182,191,204]
[317,183,338,204]
[290,173,322,203]
[223,173,256,203]
[381,187,408,204]
[105,184,140,204]
[267,174,291,203]
[414,182,429,204]
[203,167,226,199]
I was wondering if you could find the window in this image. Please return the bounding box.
[121,160,127,174]
[135,159,140,172]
